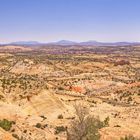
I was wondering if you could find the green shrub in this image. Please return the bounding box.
[67,104,109,140]
[127,97,132,102]
[0,119,14,131]
[103,116,110,127]
[40,115,47,120]
[35,123,42,128]
[57,114,63,119]
[120,135,140,140]
[12,134,20,140]
[55,126,66,134]
[23,129,27,133]
[114,125,121,127]
[58,87,64,90]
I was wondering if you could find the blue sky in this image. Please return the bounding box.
[0,0,140,43]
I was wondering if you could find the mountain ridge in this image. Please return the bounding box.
[1,40,140,46]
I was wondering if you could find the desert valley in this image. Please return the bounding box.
[0,43,139,140]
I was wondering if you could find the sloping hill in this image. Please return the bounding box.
[23,90,66,120]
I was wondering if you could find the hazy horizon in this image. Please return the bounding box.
[1,40,140,45]
[0,0,140,43]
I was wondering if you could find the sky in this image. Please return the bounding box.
[0,0,140,43]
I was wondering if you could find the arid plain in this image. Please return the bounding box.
[0,44,139,140]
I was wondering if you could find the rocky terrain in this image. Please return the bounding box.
[0,44,139,140]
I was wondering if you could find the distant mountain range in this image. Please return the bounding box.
[10,41,41,45]
[2,40,140,46]
[48,40,77,45]
[48,40,140,46]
